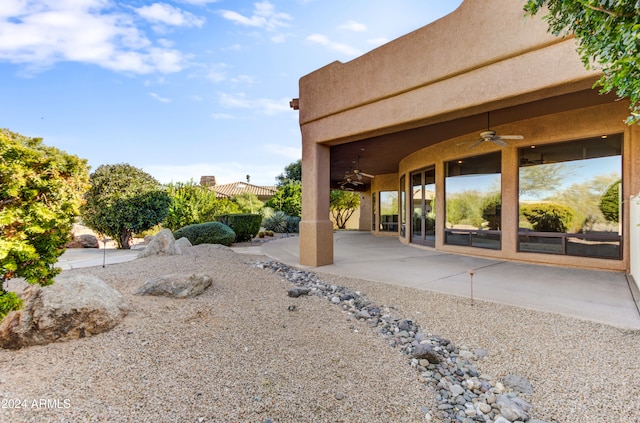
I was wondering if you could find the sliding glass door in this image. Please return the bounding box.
[411,167,436,246]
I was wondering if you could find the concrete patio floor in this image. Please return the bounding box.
[262,231,640,330]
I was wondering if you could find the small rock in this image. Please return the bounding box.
[502,374,534,394]
[335,392,344,400]
[287,287,310,298]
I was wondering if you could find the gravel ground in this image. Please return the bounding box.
[1,244,639,423]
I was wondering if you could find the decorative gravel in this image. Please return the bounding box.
[1,244,638,422]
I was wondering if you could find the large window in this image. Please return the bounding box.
[411,167,436,246]
[379,191,399,232]
[445,152,501,249]
[518,135,622,259]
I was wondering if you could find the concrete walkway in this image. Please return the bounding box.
[262,231,640,330]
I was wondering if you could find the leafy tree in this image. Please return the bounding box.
[276,159,302,186]
[445,191,487,228]
[524,0,640,123]
[599,179,621,223]
[519,162,570,199]
[164,181,239,231]
[1,129,89,317]
[81,164,170,249]
[265,181,302,217]
[330,190,360,229]
[233,192,263,214]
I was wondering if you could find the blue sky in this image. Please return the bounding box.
[0,0,462,186]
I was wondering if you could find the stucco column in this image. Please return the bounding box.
[300,141,333,266]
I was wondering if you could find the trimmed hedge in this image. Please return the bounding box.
[173,222,236,246]
[216,214,262,242]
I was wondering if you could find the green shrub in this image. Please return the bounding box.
[216,214,262,242]
[599,179,621,223]
[520,203,576,232]
[286,215,301,233]
[0,291,23,320]
[173,222,236,246]
[262,210,289,233]
[482,195,502,230]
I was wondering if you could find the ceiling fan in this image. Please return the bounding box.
[339,169,364,189]
[351,156,375,180]
[461,112,524,149]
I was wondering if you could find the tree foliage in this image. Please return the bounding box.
[233,192,263,214]
[276,159,302,186]
[164,181,239,231]
[519,162,570,199]
[520,203,576,232]
[599,179,621,223]
[524,0,640,123]
[330,190,360,229]
[81,164,170,249]
[265,181,302,217]
[1,129,89,317]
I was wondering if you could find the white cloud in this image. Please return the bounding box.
[306,33,361,56]
[339,20,367,32]
[0,0,188,74]
[148,92,170,103]
[176,0,220,5]
[206,62,228,82]
[135,3,204,28]
[219,1,292,31]
[218,92,291,115]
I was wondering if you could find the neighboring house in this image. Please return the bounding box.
[292,0,640,276]
[201,177,277,202]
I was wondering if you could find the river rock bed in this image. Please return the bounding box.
[253,260,550,423]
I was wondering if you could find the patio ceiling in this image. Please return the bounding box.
[329,88,618,191]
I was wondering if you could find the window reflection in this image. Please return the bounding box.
[445,152,501,250]
[379,191,398,232]
[518,135,622,259]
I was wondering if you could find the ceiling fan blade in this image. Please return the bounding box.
[359,171,375,178]
[490,138,509,147]
[467,139,485,149]
[498,135,524,140]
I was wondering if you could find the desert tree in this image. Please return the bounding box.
[81,164,170,249]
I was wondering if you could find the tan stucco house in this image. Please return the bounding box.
[293,0,640,273]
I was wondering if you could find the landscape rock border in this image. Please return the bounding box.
[254,260,549,423]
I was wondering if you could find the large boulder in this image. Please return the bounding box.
[138,229,181,258]
[135,274,212,298]
[0,273,129,349]
[76,234,100,248]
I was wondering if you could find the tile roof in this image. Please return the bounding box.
[211,182,277,199]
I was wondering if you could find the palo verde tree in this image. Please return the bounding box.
[330,190,360,229]
[524,0,640,123]
[81,164,170,249]
[1,129,89,318]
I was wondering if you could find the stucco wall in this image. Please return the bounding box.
[298,0,599,146]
